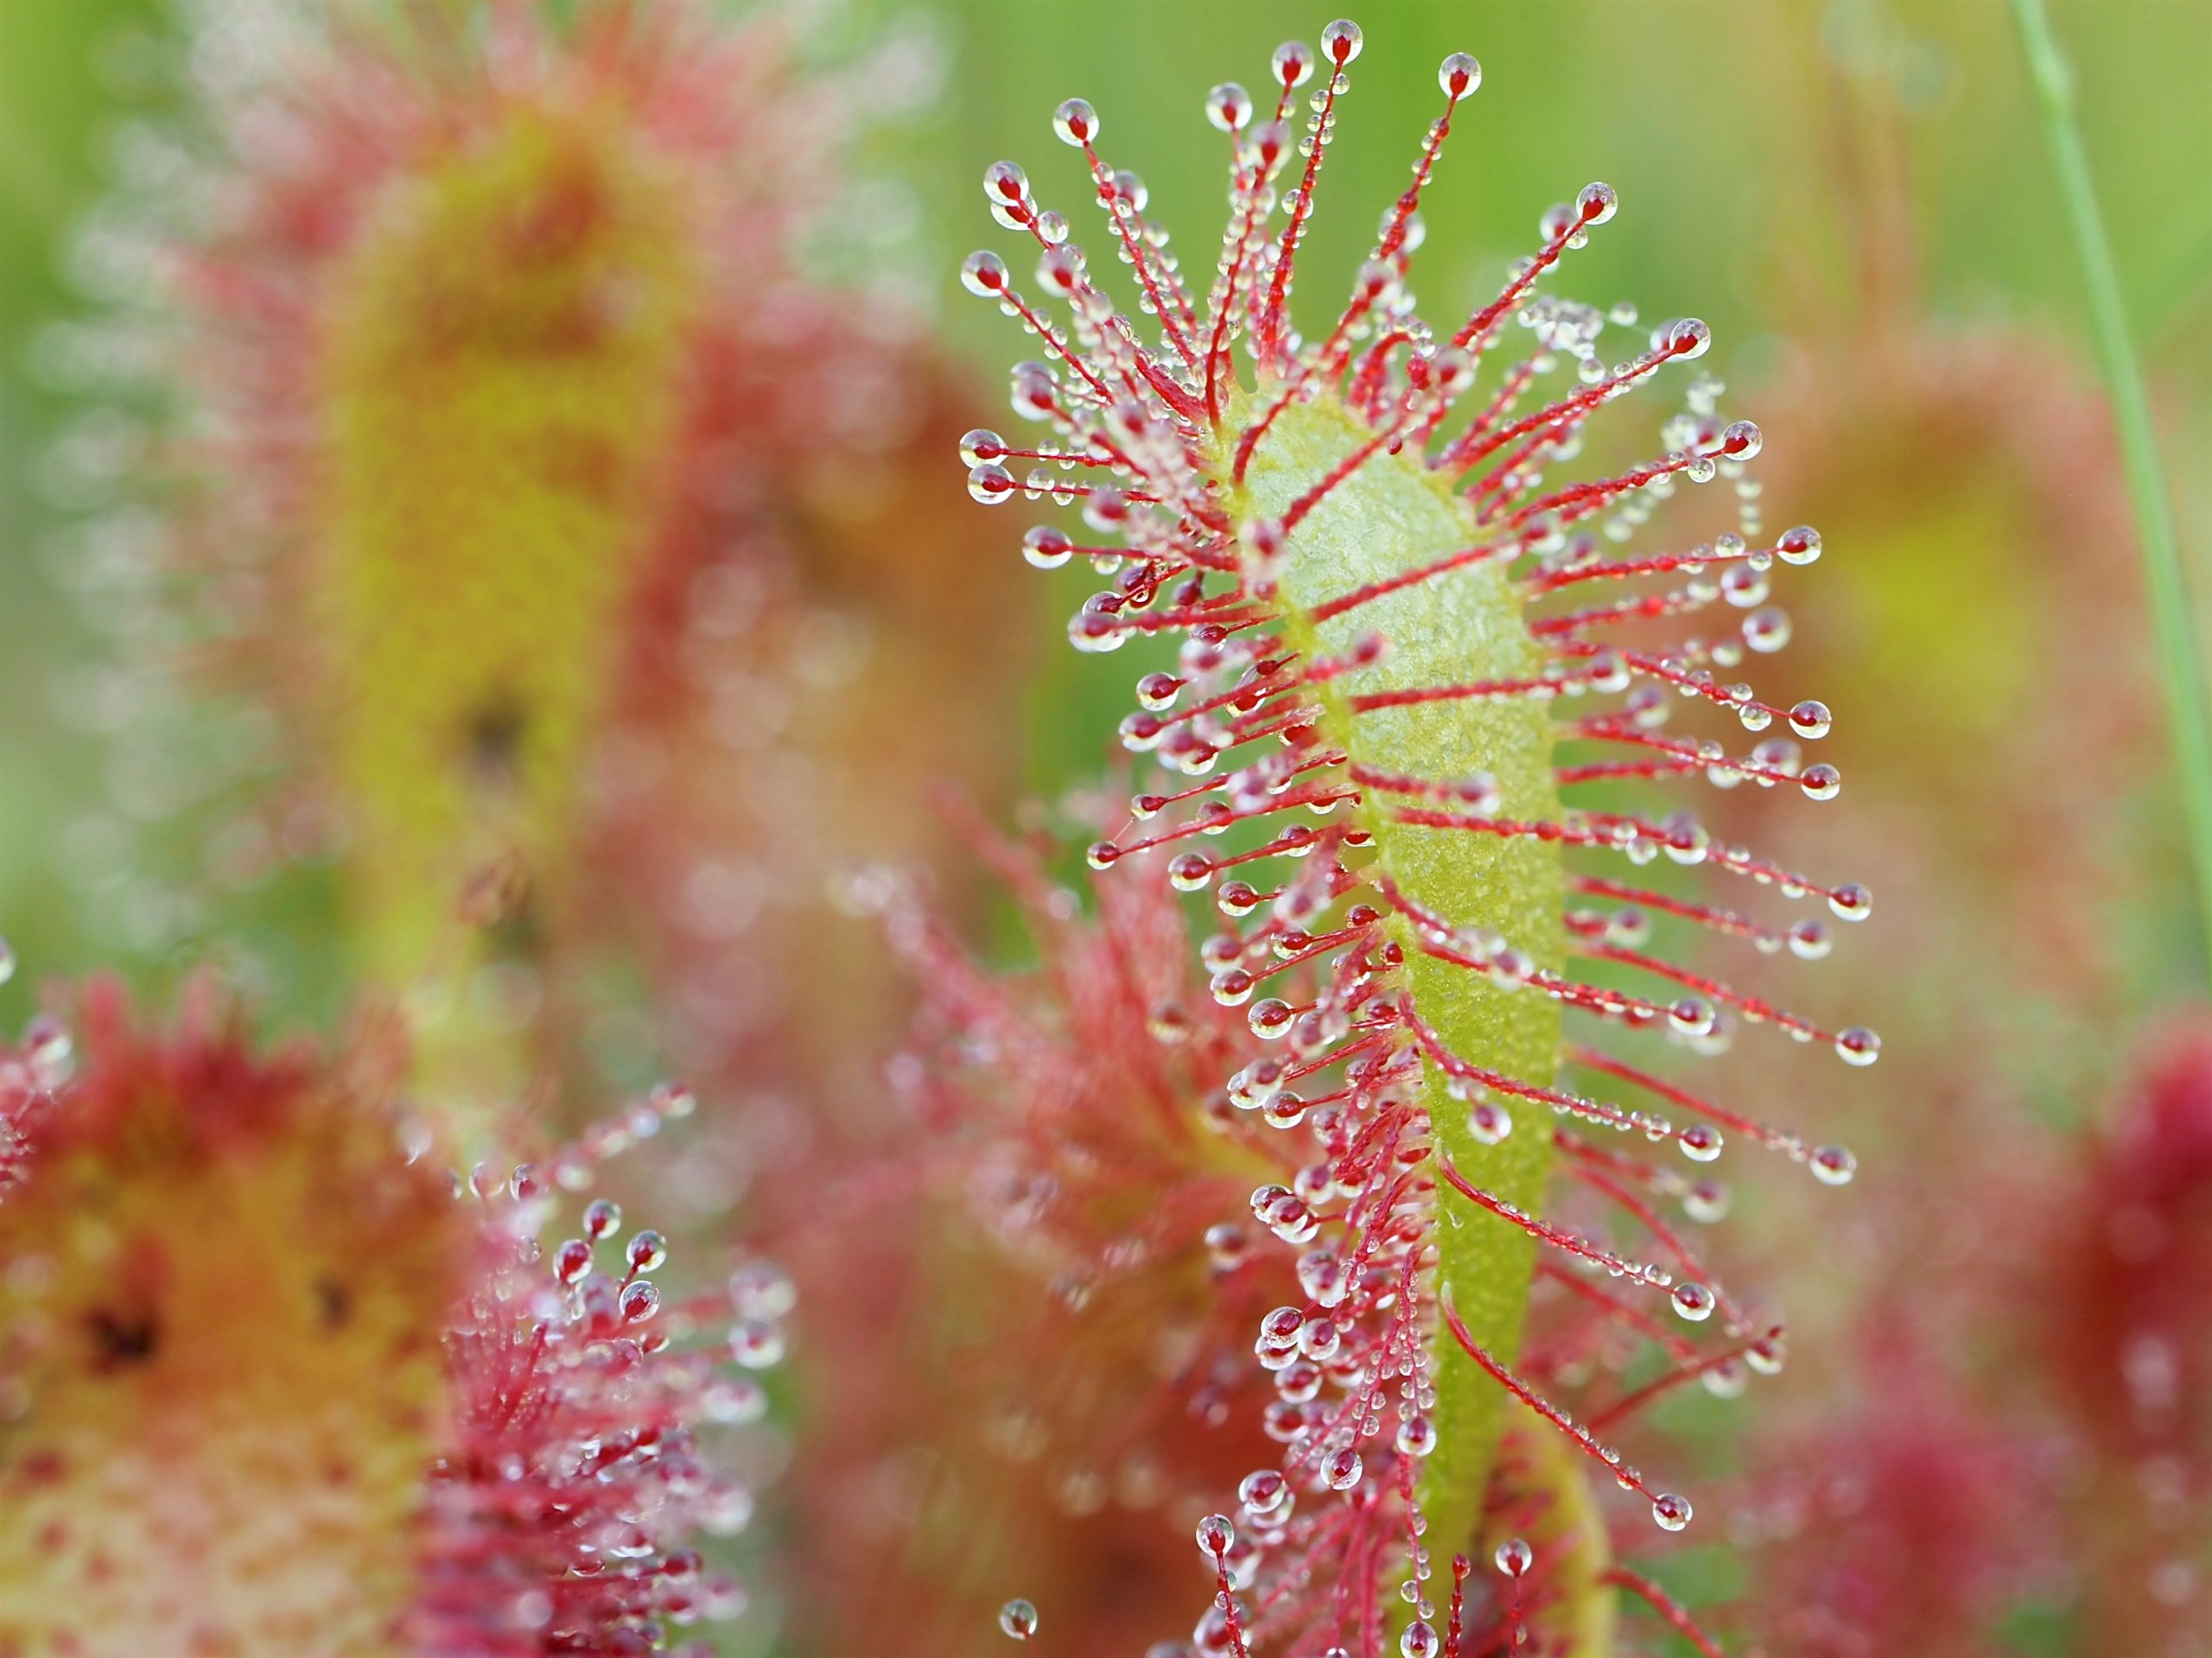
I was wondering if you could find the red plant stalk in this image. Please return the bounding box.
[950,19,1876,1653]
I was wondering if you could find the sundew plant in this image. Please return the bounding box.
[956,20,1874,1654]
[4,0,2204,1655]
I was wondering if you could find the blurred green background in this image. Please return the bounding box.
[3,0,2206,1013]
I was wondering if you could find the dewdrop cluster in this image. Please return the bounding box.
[960,19,1875,1656]
[415,1090,791,1655]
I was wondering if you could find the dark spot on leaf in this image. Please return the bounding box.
[86,1308,159,1373]
[464,696,528,793]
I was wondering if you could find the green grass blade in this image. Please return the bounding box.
[2012,0,2212,980]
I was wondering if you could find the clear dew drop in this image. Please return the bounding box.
[1670,1281,1716,1323]
[702,1375,769,1424]
[1744,607,1792,654]
[1211,969,1255,1007]
[1494,1537,1534,1577]
[1701,1358,1749,1399]
[1834,1026,1880,1067]
[983,159,1030,204]
[1053,97,1098,146]
[961,249,1009,297]
[1438,53,1481,97]
[1788,918,1831,960]
[1721,562,1768,609]
[1136,671,1182,712]
[1651,1493,1694,1532]
[1668,995,1716,1039]
[1811,1144,1859,1185]
[1720,418,1762,460]
[1788,699,1832,740]
[554,1238,594,1286]
[1024,524,1073,569]
[1148,1001,1194,1045]
[1000,1600,1040,1642]
[1466,1102,1512,1146]
[1239,1468,1287,1514]
[1684,1178,1730,1223]
[1196,1513,1235,1557]
[1323,1446,1363,1490]
[1168,853,1214,893]
[1778,524,1822,565]
[729,1258,798,1318]
[729,1317,786,1369]
[1208,81,1253,132]
[1322,19,1363,64]
[1667,318,1712,359]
